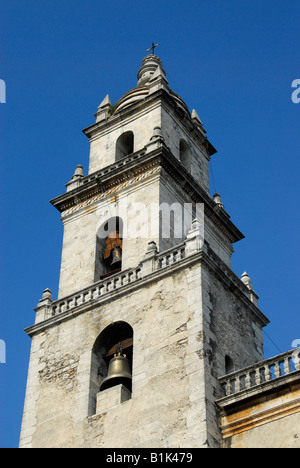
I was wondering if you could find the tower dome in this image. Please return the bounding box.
[112,86,149,113]
[112,54,190,116]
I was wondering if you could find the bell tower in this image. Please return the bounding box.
[20,53,269,448]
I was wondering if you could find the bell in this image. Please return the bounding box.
[110,245,122,268]
[100,353,132,392]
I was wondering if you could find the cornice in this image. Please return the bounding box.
[50,146,163,214]
[50,142,244,243]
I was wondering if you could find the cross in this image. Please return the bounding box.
[147,42,160,55]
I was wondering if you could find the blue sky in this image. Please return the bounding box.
[1,0,299,448]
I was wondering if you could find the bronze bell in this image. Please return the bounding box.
[110,245,122,268]
[100,353,132,392]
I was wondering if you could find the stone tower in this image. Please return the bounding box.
[19,54,269,448]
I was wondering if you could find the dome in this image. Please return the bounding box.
[112,54,190,116]
[113,86,149,113]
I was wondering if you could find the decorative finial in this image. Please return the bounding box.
[72,165,84,179]
[213,193,224,209]
[41,288,53,301]
[147,42,160,55]
[241,272,252,288]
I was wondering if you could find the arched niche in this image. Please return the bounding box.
[88,321,133,416]
[95,216,123,280]
[225,355,235,374]
[179,138,191,172]
[116,131,134,161]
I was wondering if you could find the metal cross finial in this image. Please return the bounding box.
[147,42,160,55]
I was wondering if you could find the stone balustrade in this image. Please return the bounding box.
[33,217,259,329]
[51,266,143,317]
[35,240,191,323]
[157,242,186,269]
[219,349,300,398]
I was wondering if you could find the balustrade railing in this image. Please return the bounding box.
[157,242,186,269]
[52,267,142,316]
[50,242,187,318]
[219,349,300,398]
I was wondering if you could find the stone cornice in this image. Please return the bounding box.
[50,141,244,244]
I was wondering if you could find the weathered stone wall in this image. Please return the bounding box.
[57,164,231,300]
[199,258,266,447]
[20,246,267,449]
[20,264,209,448]
[58,171,161,299]
[161,106,209,193]
[228,412,300,448]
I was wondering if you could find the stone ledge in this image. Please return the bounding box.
[25,244,268,337]
[25,249,201,337]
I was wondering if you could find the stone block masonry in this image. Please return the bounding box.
[96,384,131,414]
[20,238,268,448]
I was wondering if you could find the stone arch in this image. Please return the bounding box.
[116,131,134,161]
[95,216,123,280]
[89,321,133,416]
[179,138,191,172]
[225,355,235,374]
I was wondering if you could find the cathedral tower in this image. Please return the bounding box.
[19,54,269,448]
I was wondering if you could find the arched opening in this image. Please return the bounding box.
[180,139,191,172]
[225,355,235,374]
[95,217,123,280]
[116,131,134,161]
[89,321,133,416]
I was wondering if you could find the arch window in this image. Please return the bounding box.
[116,131,134,161]
[225,355,235,374]
[179,138,191,172]
[95,217,123,280]
[89,321,133,416]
